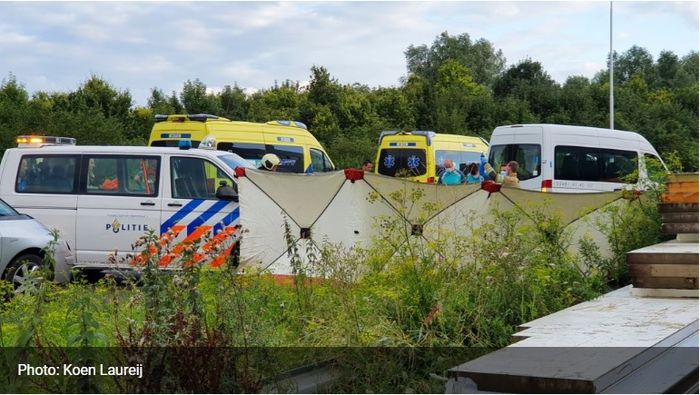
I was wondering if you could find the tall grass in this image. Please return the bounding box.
[0,184,663,392]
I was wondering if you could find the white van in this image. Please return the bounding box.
[0,136,252,270]
[487,124,665,192]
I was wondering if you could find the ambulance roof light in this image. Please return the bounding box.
[154,114,229,123]
[16,135,76,148]
[188,114,220,122]
[267,120,308,130]
[377,130,435,146]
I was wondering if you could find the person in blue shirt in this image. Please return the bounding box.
[466,162,484,184]
[438,159,466,185]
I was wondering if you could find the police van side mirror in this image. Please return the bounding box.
[216,185,238,202]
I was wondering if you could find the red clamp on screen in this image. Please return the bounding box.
[344,168,364,182]
[481,180,501,193]
[234,167,247,178]
[622,189,642,200]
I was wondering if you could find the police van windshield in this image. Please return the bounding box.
[218,154,254,171]
[488,144,541,180]
[378,149,427,177]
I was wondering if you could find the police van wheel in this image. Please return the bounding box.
[5,254,44,293]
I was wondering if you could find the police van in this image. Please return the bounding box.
[375,131,488,183]
[149,114,335,173]
[0,136,252,270]
[487,124,666,192]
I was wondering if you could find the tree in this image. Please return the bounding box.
[0,73,29,105]
[402,74,435,130]
[302,66,343,142]
[615,45,654,84]
[558,76,595,125]
[655,50,680,88]
[307,66,341,108]
[493,59,559,120]
[247,84,303,122]
[405,31,505,87]
[147,88,177,115]
[167,91,183,114]
[372,87,415,130]
[219,84,248,120]
[66,75,133,122]
[433,60,490,134]
[180,79,220,114]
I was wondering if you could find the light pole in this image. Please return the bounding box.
[609,1,614,130]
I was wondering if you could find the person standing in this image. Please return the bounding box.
[503,161,520,188]
[361,160,374,172]
[482,157,520,188]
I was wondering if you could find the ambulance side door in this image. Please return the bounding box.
[75,154,162,266]
[161,155,239,248]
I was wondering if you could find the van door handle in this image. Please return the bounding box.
[168,202,183,207]
[140,201,156,206]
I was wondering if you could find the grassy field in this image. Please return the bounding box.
[0,186,664,392]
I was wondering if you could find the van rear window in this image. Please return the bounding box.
[378,149,427,177]
[16,155,78,194]
[488,144,541,181]
[555,146,638,183]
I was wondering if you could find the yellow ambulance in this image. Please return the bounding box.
[375,131,488,183]
[149,114,335,173]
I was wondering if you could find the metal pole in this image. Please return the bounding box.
[609,1,614,130]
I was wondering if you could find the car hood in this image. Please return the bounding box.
[0,216,52,241]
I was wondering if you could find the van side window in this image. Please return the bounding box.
[270,145,304,173]
[488,144,541,180]
[16,155,78,194]
[85,156,160,196]
[554,146,638,183]
[171,157,232,200]
[217,143,266,167]
[310,148,334,172]
[436,150,482,174]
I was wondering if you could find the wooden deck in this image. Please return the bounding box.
[447,286,699,393]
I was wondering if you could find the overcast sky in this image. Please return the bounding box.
[0,1,697,106]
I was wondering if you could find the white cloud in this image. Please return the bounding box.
[0,1,696,105]
[0,30,36,46]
